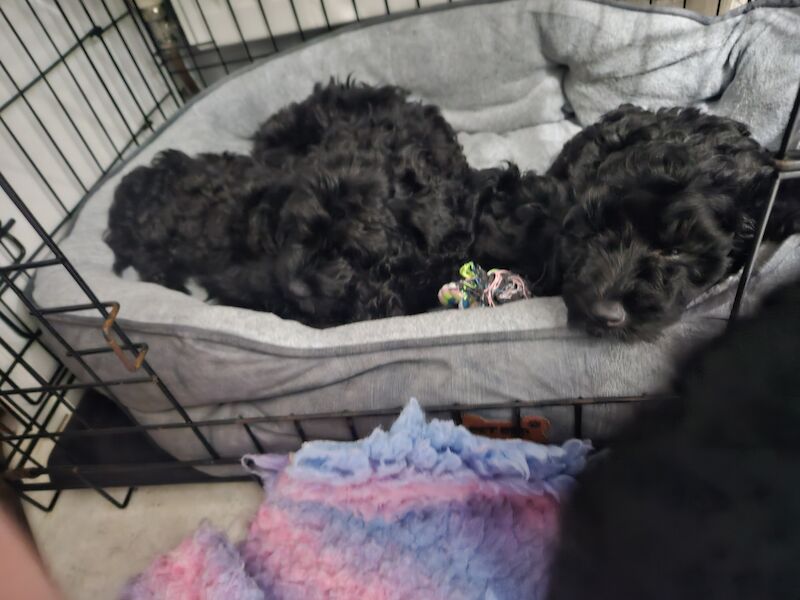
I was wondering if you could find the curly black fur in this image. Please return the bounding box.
[106,83,798,333]
[551,104,799,340]
[105,149,269,291]
[106,80,561,327]
[546,279,800,600]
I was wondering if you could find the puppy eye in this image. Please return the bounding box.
[662,248,682,258]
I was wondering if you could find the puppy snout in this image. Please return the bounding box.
[589,300,627,328]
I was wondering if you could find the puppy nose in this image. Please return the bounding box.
[590,300,626,327]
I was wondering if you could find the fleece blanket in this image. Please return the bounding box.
[121,400,591,599]
[31,0,800,466]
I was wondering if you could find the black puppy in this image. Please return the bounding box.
[546,280,800,600]
[105,149,269,291]
[550,104,799,340]
[106,83,798,332]
[107,80,562,326]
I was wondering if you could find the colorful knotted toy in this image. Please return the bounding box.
[438,261,532,309]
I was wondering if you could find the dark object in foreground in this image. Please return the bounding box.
[546,280,800,600]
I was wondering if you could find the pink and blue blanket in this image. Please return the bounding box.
[121,400,590,599]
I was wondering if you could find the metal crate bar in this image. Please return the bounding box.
[158,51,277,75]
[728,82,800,323]
[95,0,176,119]
[66,344,148,358]
[0,7,105,174]
[0,113,70,213]
[1,372,82,471]
[2,393,666,444]
[52,0,143,145]
[0,336,50,397]
[2,379,155,397]
[317,0,332,31]
[37,302,121,315]
[286,0,306,40]
[0,392,663,494]
[0,61,88,194]
[0,259,63,274]
[191,0,230,74]
[223,0,255,62]
[120,0,188,101]
[0,173,220,462]
[19,0,131,162]
[0,90,174,297]
[0,9,132,114]
[74,0,156,134]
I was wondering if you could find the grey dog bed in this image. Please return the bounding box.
[32,0,800,465]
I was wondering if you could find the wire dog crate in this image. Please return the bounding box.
[1,0,798,512]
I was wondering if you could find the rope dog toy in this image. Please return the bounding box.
[438,261,532,309]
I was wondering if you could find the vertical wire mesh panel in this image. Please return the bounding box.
[0,0,182,280]
[139,0,746,95]
[0,0,187,510]
[139,0,437,88]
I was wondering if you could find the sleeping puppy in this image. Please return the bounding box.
[105,149,269,292]
[106,82,799,334]
[549,104,799,340]
[106,80,564,326]
[546,279,800,600]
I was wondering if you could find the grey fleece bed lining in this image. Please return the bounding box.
[29,0,800,463]
[36,240,794,359]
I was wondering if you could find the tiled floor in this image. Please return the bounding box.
[24,482,263,599]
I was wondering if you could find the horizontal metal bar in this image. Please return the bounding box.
[0,394,665,443]
[775,158,800,173]
[67,343,147,357]
[15,489,60,512]
[37,301,115,315]
[161,51,277,74]
[7,456,244,480]
[1,377,154,397]
[14,474,250,493]
[0,258,62,274]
